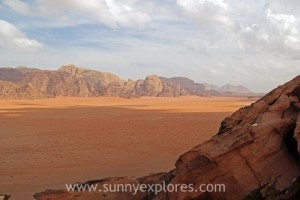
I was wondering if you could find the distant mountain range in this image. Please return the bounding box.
[0,65,261,99]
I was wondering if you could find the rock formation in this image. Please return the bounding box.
[160,77,206,96]
[171,76,300,200]
[0,65,255,99]
[33,75,300,200]
[0,194,11,200]
[219,84,253,94]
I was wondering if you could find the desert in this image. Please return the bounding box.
[1,1,300,199]
[31,75,300,200]
[0,96,253,200]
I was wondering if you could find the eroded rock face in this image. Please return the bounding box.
[32,76,300,200]
[160,77,206,96]
[0,65,255,99]
[0,66,194,99]
[170,75,300,200]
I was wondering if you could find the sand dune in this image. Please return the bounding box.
[0,96,254,200]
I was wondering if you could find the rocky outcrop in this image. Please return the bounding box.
[0,65,255,99]
[170,75,300,200]
[160,77,206,96]
[33,75,300,200]
[0,193,11,200]
[0,66,190,99]
[135,75,163,96]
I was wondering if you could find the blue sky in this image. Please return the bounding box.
[0,0,300,92]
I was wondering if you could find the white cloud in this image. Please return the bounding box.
[3,0,151,28]
[0,20,43,50]
[176,0,233,27]
[1,0,300,92]
[175,0,300,59]
[266,9,300,50]
[266,9,298,33]
[177,0,228,11]
[236,8,300,59]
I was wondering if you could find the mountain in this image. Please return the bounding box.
[0,65,256,99]
[0,65,182,99]
[160,77,206,96]
[201,83,219,91]
[34,75,300,200]
[219,84,253,93]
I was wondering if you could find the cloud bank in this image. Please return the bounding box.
[0,0,299,92]
[3,0,151,27]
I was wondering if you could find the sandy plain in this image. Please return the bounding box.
[0,96,254,200]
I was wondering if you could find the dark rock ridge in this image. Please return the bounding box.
[34,75,300,200]
[0,65,255,99]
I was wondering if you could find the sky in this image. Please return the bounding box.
[0,0,299,92]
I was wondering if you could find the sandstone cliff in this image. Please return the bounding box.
[33,75,300,200]
[0,65,254,99]
[160,77,206,96]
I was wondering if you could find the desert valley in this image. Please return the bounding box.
[0,65,259,200]
[1,65,300,200]
[0,65,300,200]
[1,1,300,199]
[0,95,253,200]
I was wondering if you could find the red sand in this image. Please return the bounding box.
[0,96,254,200]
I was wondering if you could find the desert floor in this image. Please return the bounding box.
[0,96,254,200]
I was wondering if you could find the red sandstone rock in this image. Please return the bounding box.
[0,65,257,99]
